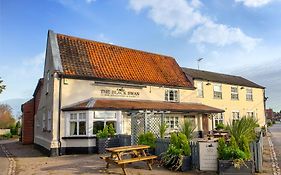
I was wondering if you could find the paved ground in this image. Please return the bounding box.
[1,128,280,175]
[1,140,215,175]
[269,123,281,173]
[0,141,9,175]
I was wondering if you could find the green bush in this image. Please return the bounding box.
[180,120,196,140]
[216,123,225,130]
[96,125,109,139]
[4,132,12,139]
[159,122,168,139]
[161,132,191,171]
[218,116,258,169]
[108,123,116,137]
[138,132,156,149]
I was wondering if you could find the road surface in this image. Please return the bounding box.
[269,123,281,169]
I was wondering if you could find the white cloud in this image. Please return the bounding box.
[129,0,208,35]
[235,0,272,7]
[85,0,96,4]
[129,0,260,50]
[190,21,261,51]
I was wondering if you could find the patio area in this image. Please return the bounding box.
[1,139,215,175]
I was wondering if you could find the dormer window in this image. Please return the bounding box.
[165,89,179,102]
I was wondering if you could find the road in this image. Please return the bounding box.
[269,123,281,169]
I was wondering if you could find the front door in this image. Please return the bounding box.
[202,114,209,136]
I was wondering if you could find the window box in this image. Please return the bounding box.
[218,159,254,175]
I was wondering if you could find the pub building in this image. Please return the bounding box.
[22,30,265,156]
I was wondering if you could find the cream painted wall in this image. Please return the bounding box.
[193,80,266,127]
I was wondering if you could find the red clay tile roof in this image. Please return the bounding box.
[56,34,192,88]
[62,98,224,113]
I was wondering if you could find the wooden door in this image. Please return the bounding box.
[202,114,209,135]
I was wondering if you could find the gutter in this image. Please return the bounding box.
[57,73,63,156]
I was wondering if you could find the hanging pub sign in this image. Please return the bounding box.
[100,87,140,98]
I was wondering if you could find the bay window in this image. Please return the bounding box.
[69,112,86,136]
[93,111,117,135]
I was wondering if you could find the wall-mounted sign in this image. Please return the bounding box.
[101,88,140,98]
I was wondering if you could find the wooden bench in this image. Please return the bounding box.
[100,145,157,175]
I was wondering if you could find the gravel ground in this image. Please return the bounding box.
[4,140,215,175]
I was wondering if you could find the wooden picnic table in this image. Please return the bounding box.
[100,145,157,175]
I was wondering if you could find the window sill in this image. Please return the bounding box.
[231,99,239,101]
[62,136,96,139]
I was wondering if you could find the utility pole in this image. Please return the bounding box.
[197,58,204,70]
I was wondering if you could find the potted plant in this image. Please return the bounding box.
[96,124,118,154]
[138,132,156,155]
[155,122,169,156]
[180,120,196,140]
[217,116,258,174]
[216,123,225,131]
[161,133,191,171]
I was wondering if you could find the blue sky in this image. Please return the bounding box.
[0,0,280,115]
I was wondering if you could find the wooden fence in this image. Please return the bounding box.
[155,133,263,172]
[250,132,263,173]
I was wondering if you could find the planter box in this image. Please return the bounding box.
[155,138,170,156]
[218,160,254,175]
[97,137,119,154]
[181,156,192,172]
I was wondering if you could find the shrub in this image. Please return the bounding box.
[180,120,196,140]
[218,116,258,169]
[108,123,116,137]
[96,125,109,139]
[216,123,225,130]
[4,132,12,139]
[161,132,191,171]
[159,122,168,139]
[138,132,156,149]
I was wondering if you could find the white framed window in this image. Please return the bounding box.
[213,113,224,126]
[197,81,204,98]
[247,111,255,117]
[232,111,240,121]
[47,111,52,131]
[165,89,179,102]
[69,112,87,136]
[213,84,222,99]
[164,116,179,131]
[231,86,239,100]
[42,113,46,131]
[46,70,50,94]
[246,88,253,101]
[93,111,117,135]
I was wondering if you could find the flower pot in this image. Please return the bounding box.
[218,159,254,175]
[97,137,120,154]
[181,156,192,171]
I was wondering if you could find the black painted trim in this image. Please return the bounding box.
[61,146,98,155]
[62,136,96,139]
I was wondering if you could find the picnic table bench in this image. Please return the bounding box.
[100,145,157,175]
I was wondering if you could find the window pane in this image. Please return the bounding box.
[106,121,116,128]
[165,90,169,101]
[169,91,174,101]
[79,121,86,135]
[93,121,104,134]
[79,113,86,120]
[70,121,77,135]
